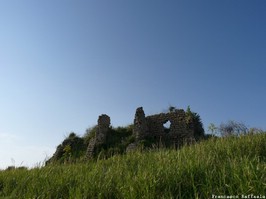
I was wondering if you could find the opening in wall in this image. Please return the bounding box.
[163,120,171,133]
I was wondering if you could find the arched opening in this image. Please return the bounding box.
[163,120,171,134]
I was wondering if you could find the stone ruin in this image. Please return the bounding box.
[131,107,194,148]
[86,107,196,159]
[86,114,111,159]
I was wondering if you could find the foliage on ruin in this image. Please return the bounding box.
[47,125,135,164]
[185,106,205,141]
[47,106,206,164]
[46,132,87,164]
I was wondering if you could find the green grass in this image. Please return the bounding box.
[0,133,265,199]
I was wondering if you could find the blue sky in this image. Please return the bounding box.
[0,0,265,169]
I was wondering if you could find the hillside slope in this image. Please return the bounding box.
[0,133,265,198]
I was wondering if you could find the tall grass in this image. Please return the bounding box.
[0,133,265,199]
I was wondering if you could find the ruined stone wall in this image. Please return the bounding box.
[133,107,194,146]
[133,107,148,140]
[49,106,200,163]
[95,114,111,144]
[87,107,196,159]
[146,110,187,136]
[86,114,110,159]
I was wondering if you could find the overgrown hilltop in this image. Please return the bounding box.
[47,106,205,164]
[46,125,135,164]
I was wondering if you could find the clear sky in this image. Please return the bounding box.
[0,0,265,169]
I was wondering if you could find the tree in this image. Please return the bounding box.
[208,123,218,136]
[186,106,205,140]
[248,127,264,135]
[219,120,248,137]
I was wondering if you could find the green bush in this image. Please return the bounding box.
[84,125,98,145]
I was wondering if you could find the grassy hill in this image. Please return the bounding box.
[0,133,265,199]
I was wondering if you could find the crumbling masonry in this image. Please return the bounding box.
[132,107,194,146]
[86,114,111,159]
[86,107,195,158]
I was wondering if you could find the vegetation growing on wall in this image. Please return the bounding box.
[47,125,135,164]
[47,106,205,164]
[185,106,205,141]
